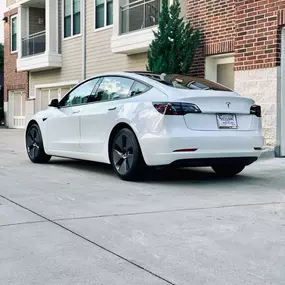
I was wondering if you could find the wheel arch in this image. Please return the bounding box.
[108,122,143,163]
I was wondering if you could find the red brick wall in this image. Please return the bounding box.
[186,0,236,77]
[186,0,285,75]
[235,0,285,71]
[4,9,28,102]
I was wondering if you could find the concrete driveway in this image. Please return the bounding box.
[0,129,284,285]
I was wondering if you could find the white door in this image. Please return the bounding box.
[8,90,26,128]
[80,76,135,155]
[46,78,99,153]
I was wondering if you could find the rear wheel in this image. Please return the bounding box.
[110,128,147,181]
[211,164,245,177]
[26,123,51,163]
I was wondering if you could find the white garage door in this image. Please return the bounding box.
[8,90,26,129]
[35,86,74,112]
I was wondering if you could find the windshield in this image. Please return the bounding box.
[136,73,232,92]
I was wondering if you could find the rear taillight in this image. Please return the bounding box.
[152,102,201,115]
[250,105,261,117]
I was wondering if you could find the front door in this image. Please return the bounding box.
[46,78,100,153]
[80,76,135,155]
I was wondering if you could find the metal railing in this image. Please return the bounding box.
[120,0,160,34]
[22,30,46,57]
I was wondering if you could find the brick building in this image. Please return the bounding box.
[3,7,28,129]
[187,0,285,155]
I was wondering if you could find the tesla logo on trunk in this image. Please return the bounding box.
[226,102,231,108]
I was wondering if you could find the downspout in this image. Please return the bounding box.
[82,0,86,80]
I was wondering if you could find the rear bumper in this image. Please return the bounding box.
[140,131,264,166]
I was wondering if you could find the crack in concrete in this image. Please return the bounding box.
[53,201,285,222]
[0,194,178,285]
[0,220,47,229]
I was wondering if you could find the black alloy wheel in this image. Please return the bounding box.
[111,128,146,181]
[26,124,51,163]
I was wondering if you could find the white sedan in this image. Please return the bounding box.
[25,72,264,180]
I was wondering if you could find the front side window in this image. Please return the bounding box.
[11,16,17,52]
[60,78,100,107]
[95,0,113,29]
[64,0,81,38]
[95,77,134,102]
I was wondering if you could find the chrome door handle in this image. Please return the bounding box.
[108,107,117,111]
[73,110,80,114]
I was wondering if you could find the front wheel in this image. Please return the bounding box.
[211,164,245,177]
[26,123,51,163]
[110,128,147,181]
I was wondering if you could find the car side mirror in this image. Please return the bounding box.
[49,99,59,108]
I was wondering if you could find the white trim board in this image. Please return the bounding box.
[205,53,234,83]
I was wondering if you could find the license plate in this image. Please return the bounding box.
[216,114,237,129]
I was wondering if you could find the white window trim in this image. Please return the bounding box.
[94,0,113,32]
[11,15,18,54]
[63,0,82,39]
[205,53,234,83]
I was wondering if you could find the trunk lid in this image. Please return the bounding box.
[166,89,257,131]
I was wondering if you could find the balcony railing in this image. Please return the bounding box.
[121,0,160,34]
[22,31,46,57]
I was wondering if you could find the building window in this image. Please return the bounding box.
[95,0,113,30]
[120,0,160,34]
[11,15,17,52]
[64,0,81,38]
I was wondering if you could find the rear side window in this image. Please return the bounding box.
[130,81,151,96]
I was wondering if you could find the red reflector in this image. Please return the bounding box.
[173,148,198,152]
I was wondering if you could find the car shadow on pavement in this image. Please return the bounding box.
[48,158,262,185]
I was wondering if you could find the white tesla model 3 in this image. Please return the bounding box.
[25,72,264,180]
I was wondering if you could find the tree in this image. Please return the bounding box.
[0,43,3,72]
[147,0,200,74]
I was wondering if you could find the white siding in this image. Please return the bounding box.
[29,0,148,99]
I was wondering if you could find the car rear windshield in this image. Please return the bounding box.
[137,73,232,92]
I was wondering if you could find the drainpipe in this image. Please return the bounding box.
[82,0,86,80]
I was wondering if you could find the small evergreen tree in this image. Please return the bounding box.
[147,0,200,74]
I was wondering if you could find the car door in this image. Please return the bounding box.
[80,76,135,156]
[46,78,99,153]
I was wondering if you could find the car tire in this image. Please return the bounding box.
[110,128,147,181]
[211,164,245,177]
[26,123,51,163]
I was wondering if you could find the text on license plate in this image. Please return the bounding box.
[216,114,237,129]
